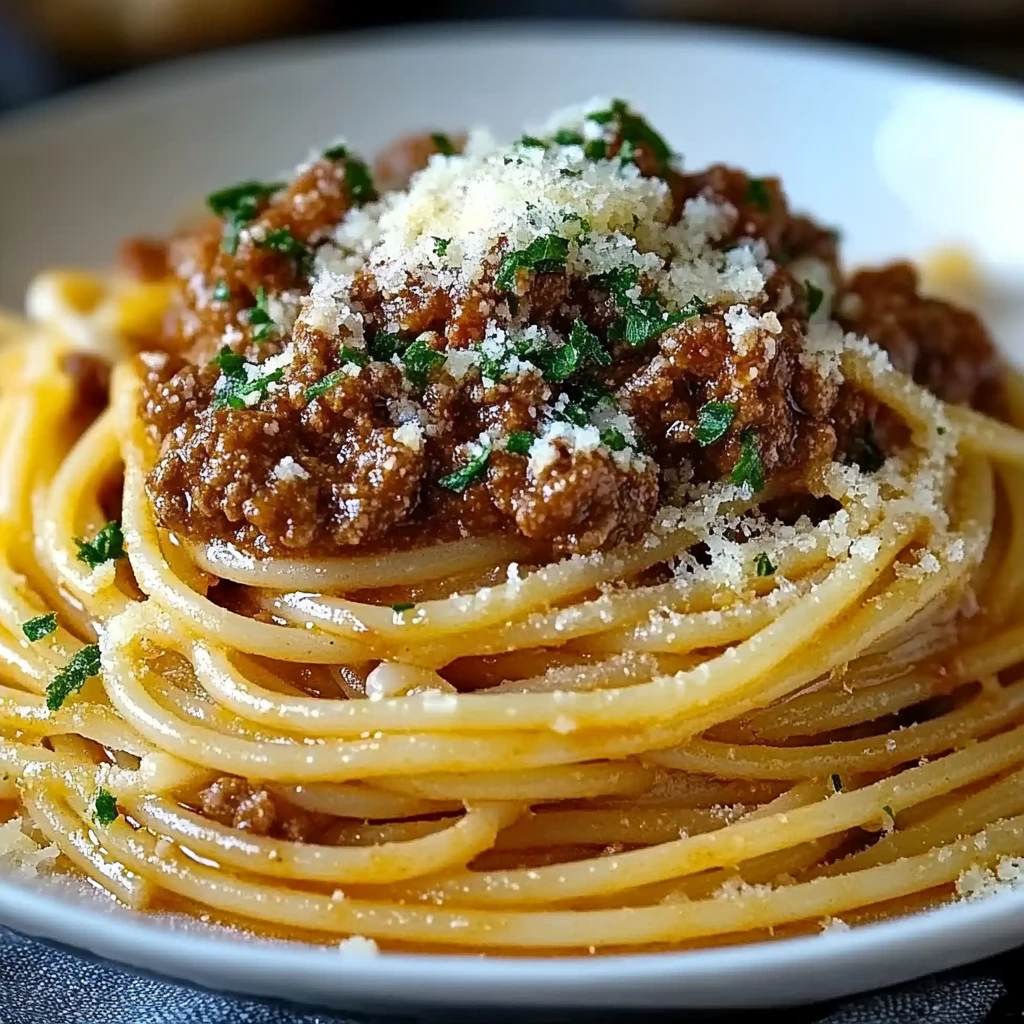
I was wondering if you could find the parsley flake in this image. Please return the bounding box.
[586,99,673,174]
[211,350,284,411]
[731,430,765,492]
[806,281,824,316]
[401,338,446,389]
[344,159,376,205]
[246,286,276,343]
[305,370,346,401]
[75,522,125,568]
[505,431,534,456]
[583,139,607,160]
[339,345,369,367]
[495,235,570,292]
[94,788,119,827]
[432,236,451,257]
[695,402,736,447]
[883,805,897,825]
[519,135,548,149]
[438,441,491,492]
[600,427,627,452]
[755,552,777,577]
[553,128,584,146]
[745,178,772,213]
[323,143,348,160]
[206,180,282,255]
[212,280,230,302]
[430,132,457,156]
[22,613,57,643]
[46,644,101,711]
[390,602,415,614]
[368,331,405,363]
[257,227,311,274]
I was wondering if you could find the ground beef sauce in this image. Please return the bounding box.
[136,102,1000,560]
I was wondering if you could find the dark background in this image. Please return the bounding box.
[2,0,1024,114]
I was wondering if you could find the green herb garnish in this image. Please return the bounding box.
[602,266,702,347]
[495,235,570,293]
[246,286,276,343]
[586,99,673,174]
[552,128,583,146]
[340,345,369,367]
[344,159,376,205]
[368,332,405,363]
[806,281,824,316]
[75,522,125,569]
[731,430,764,492]
[583,139,607,160]
[305,370,345,401]
[211,349,284,411]
[212,280,230,302]
[505,431,534,456]
[390,602,415,614]
[519,135,548,149]
[755,552,777,577]
[46,644,101,711]
[883,805,896,825]
[438,441,491,492]
[401,338,446,389]
[22,613,57,643]
[94,788,119,827]
[745,178,772,213]
[695,402,737,447]
[323,143,348,161]
[430,132,456,156]
[600,427,627,452]
[206,180,282,255]
[432,237,451,257]
[257,227,311,274]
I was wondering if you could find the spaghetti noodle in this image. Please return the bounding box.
[0,99,1023,954]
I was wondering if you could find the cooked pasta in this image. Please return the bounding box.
[0,99,1022,954]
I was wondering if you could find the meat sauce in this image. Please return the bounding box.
[132,105,1001,560]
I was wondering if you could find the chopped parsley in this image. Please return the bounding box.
[853,425,886,473]
[212,279,230,302]
[430,132,456,156]
[368,331,405,363]
[305,370,346,401]
[495,235,570,293]
[340,345,369,367]
[883,805,897,826]
[323,143,348,160]
[583,139,607,160]
[432,236,451,257]
[553,128,584,146]
[94,788,119,827]
[246,286,276,343]
[754,552,777,577]
[46,644,101,711]
[22,613,57,642]
[730,430,765,492]
[438,441,491,492]
[695,401,736,447]
[537,319,610,383]
[600,427,627,452]
[831,774,843,793]
[602,266,704,347]
[518,135,548,149]
[745,178,772,213]
[401,338,446,389]
[344,159,375,206]
[505,431,534,456]
[206,179,282,255]
[75,522,125,569]
[806,281,825,316]
[257,227,311,274]
[390,602,415,614]
[586,99,674,174]
[211,350,284,411]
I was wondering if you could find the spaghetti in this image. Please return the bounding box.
[0,99,1023,954]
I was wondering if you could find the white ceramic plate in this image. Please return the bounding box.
[0,21,1023,1013]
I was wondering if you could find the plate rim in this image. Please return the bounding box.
[0,20,1023,1009]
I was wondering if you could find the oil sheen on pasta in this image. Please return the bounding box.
[1,99,1024,954]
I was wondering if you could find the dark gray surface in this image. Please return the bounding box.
[0,925,1019,1023]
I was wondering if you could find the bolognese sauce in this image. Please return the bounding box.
[134,101,998,559]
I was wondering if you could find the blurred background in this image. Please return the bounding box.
[2,0,1023,113]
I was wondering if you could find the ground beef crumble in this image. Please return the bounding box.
[132,109,1002,560]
